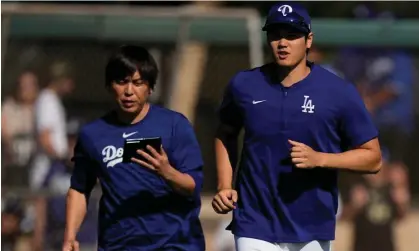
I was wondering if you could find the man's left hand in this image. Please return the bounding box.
[288,140,324,169]
[132,145,174,177]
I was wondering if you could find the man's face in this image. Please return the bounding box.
[18,72,39,103]
[267,25,313,67]
[110,71,151,115]
[58,77,75,96]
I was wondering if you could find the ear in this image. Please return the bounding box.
[306,32,314,50]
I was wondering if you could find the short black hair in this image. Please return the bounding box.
[105,45,159,89]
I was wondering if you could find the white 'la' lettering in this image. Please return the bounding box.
[301,95,315,113]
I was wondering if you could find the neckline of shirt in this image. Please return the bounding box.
[107,103,154,128]
[266,61,316,91]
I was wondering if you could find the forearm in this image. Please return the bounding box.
[33,197,46,250]
[162,168,196,196]
[42,144,58,158]
[215,137,237,190]
[369,87,397,110]
[319,148,381,173]
[39,130,59,158]
[1,118,13,160]
[64,189,88,241]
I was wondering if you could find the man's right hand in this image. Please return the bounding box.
[212,188,238,214]
[62,240,80,251]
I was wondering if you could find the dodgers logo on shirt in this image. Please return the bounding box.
[102,145,123,168]
[301,95,315,113]
[278,5,293,16]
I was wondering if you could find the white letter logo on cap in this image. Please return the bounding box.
[278,5,293,16]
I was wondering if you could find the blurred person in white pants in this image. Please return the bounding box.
[31,62,75,251]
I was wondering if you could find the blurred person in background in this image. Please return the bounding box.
[343,149,410,251]
[31,62,75,251]
[335,3,376,85]
[1,196,25,251]
[360,47,414,163]
[33,118,98,251]
[30,62,75,190]
[1,71,39,186]
[307,45,343,78]
[63,45,204,251]
[337,6,415,166]
[212,2,381,251]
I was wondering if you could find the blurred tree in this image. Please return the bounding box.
[222,1,419,18]
[11,1,419,18]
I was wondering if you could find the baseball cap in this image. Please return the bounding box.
[262,2,311,34]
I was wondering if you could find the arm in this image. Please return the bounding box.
[1,111,11,145]
[166,116,203,197]
[135,115,204,197]
[35,95,60,158]
[32,197,47,251]
[290,83,381,173]
[214,78,243,191]
[215,124,240,190]
[1,111,13,163]
[38,129,60,158]
[318,138,382,173]
[134,146,199,197]
[64,189,88,242]
[1,100,15,163]
[334,82,382,173]
[64,133,97,243]
[160,165,197,197]
[212,78,243,214]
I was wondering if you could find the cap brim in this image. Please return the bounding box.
[262,22,309,34]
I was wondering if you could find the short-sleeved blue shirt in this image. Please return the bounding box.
[71,105,205,250]
[218,62,378,243]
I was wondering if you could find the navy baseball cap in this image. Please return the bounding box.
[262,2,311,34]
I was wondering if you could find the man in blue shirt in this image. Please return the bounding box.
[63,45,205,251]
[358,49,414,163]
[212,2,382,251]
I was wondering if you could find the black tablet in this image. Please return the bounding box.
[122,137,162,163]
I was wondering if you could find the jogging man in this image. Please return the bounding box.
[212,2,382,251]
[63,45,205,251]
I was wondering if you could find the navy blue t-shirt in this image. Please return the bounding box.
[219,63,378,243]
[70,105,205,251]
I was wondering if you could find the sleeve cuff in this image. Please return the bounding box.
[186,169,203,198]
